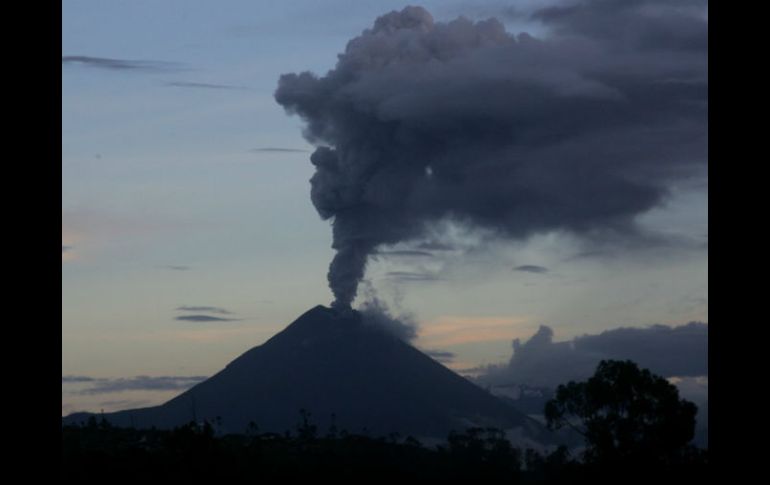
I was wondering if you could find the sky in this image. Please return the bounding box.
[62,0,707,415]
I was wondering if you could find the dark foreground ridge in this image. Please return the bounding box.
[61,419,707,483]
[63,305,552,442]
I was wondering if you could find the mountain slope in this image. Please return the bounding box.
[64,305,549,440]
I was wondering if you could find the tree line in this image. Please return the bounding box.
[61,360,707,482]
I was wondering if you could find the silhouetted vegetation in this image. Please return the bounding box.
[545,360,703,462]
[62,361,707,482]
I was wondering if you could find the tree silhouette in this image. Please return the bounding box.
[544,359,698,465]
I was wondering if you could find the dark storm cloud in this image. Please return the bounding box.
[175,315,239,322]
[477,321,708,388]
[71,376,208,395]
[532,0,708,52]
[250,147,310,153]
[62,55,184,71]
[176,306,233,315]
[514,265,549,274]
[165,81,246,90]
[275,3,707,309]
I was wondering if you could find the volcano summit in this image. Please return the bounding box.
[64,306,549,442]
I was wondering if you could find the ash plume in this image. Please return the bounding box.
[357,282,418,341]
[275,3,707,309]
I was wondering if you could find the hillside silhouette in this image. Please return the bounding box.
[64,305,551,442]
[62,359,708,483]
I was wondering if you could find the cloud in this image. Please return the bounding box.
[176,306,233,315]
[160,265,191,271]
[175,315,240,322]
[275,2,707,309]
[423,349,456,364]
[418,315,532,347]
[165,81,246,90]
[62,375,95,383]
[477,321,708,388]
[62,55,184,71]
[62,208,196,264]
[62,245,72,253]
[531,0,708,51]
[175,306,239,322]
[98,399,152,410]
[249,147,310,153]
[514,264,549,274]
[68,375,208,395]
[416,241,456,251]
[385,271,442,282]
[374,249,434,258]
[358,290,418,342]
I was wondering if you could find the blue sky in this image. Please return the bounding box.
[62,0,707,415]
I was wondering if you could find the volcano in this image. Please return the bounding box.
[63,305,550,441]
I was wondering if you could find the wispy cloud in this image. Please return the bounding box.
[175,315,240,322]
[165,81,247,90]
[62,208,197,264]
[98,399,152,410]
[64,375,208,395]
[176,305,233,314]
[416,241,456,251]
[249,147,309,153]
[62,375,96,383]
[423,349,456,364]
[62,55,184,71]
[418,315,533,347]
[374,250,434,258]
[514,265,549,274]
[160,265,191,271]
[385,271,442,282]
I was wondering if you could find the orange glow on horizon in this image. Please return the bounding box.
[417,315,534,347]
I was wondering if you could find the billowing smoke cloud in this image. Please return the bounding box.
[357,285,417,341]
[275,3,707,309]
[477,321,708,388]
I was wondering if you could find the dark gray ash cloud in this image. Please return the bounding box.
[175,315,239,322]
[514,265,549,274]
[165,81,246,90]
[359,295,417,342]
[417,241,456,251]
[62,55,184,71]
[275,2,707,310]
[531,0,708,51]
[176,306,233,315]
[68,375,208,395]
[477,321,708,388]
